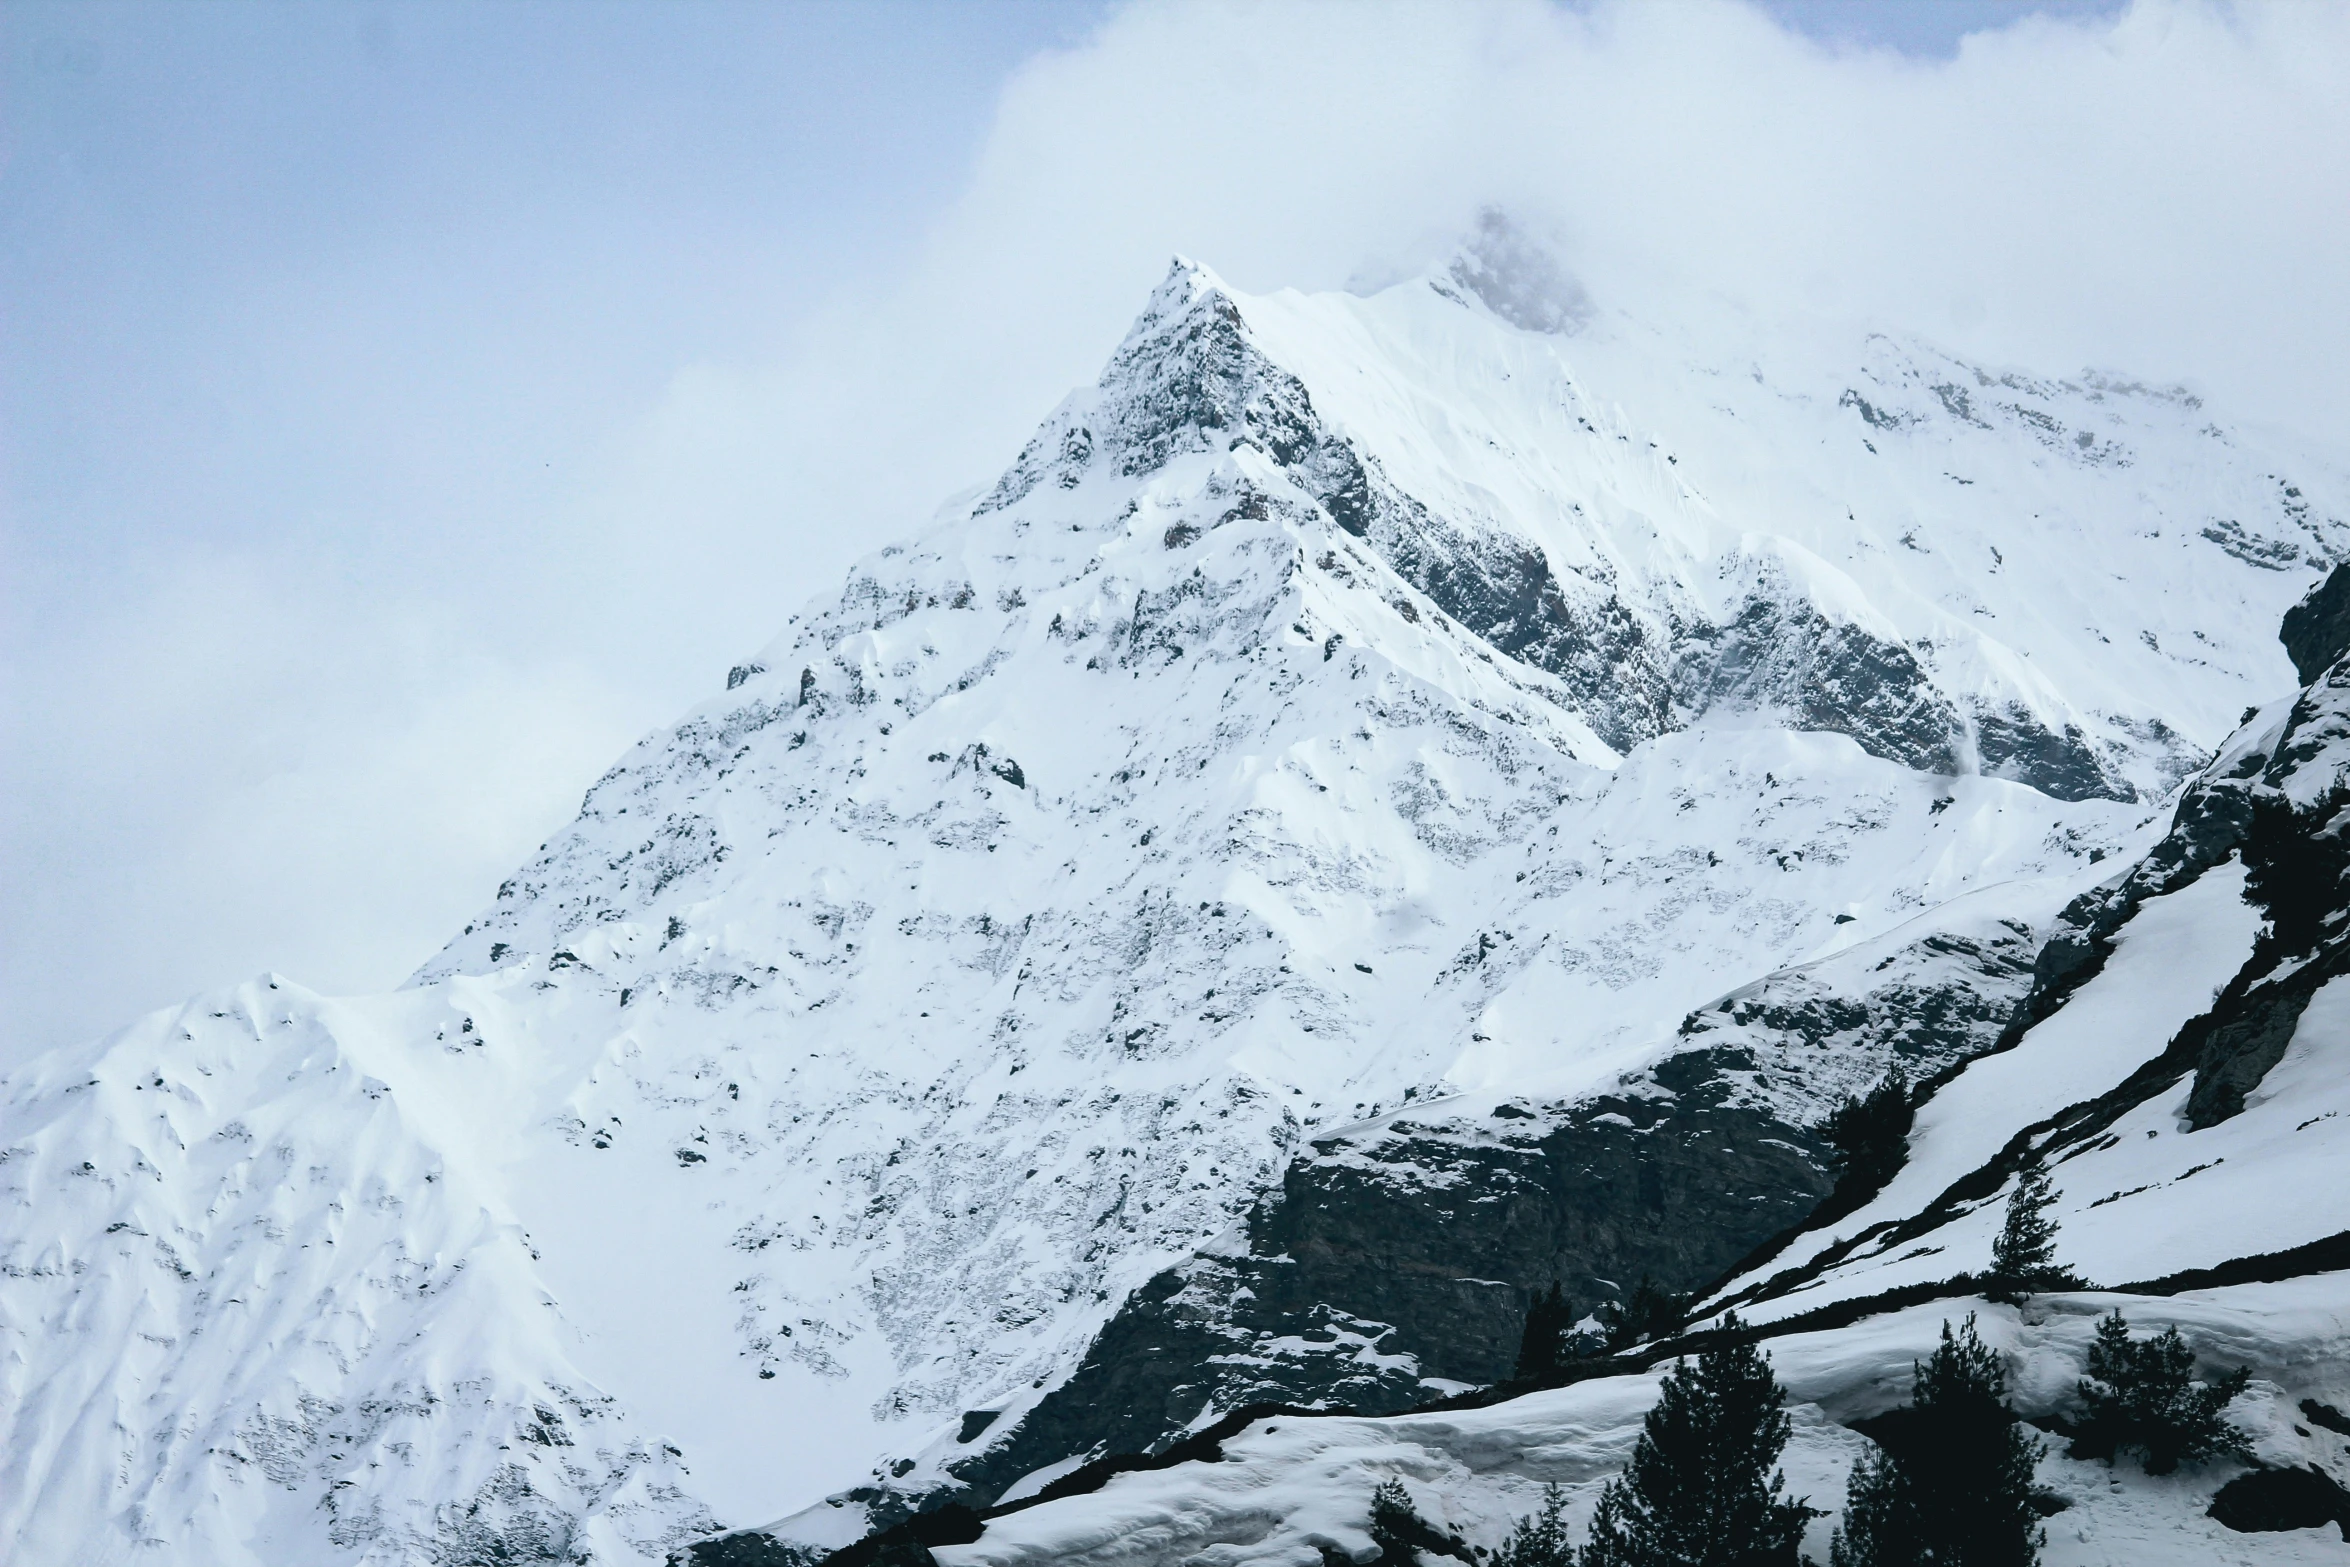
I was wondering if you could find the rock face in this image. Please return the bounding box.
[919,895,2051,1520]
[2280,560,2350,684]
[937,1089,1831,1512]
[1693,595,2350,1338]
[872,576,2350,1567]
[6,241,2350,1566]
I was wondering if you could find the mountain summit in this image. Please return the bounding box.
[4,249,2345,1567]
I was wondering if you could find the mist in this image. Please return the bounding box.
[6,0,2344,1065]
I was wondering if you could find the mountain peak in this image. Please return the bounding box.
[8,249,2350,1565]
[1436,207,1592,335]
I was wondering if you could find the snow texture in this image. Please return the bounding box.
[6,239,2348,1564]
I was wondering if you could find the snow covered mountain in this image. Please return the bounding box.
[5,222,2346,1566]
[860,554,2350,1567]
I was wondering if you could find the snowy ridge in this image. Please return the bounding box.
[798,574,2350,1567]
[0,976,714,1565]
[1701,599,2350,1323]
[5,234,2348,1563]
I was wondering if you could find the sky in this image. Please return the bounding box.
[5,0,2346,1067]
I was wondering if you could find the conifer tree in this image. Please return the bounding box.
[1369,1479,1477,1567]
[1825,1446,1905,1567]
[2072,1310,2252,1474]
[1827,1316,2045,1567]
[1370,1479,1426,1567]
[1819,1067,1913,1192]
[1491,1483,1576,1567]
[1600,1278,1687,1352]
[1517,1284,1573,1380]
[1581,1314,1814,1567]
[1986,1158,2076,1300]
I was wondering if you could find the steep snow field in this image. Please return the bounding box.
[5,241,2346,1563]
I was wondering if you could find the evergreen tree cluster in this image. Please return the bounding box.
[1600,1279,1688,1353]
[1818,1069,1914,1194]
[1430,1317,2076,1567]
[1369,1480,1477,1567]
[1514,1276,1686,1376]
[1828,1316,2047,1567]
[1489,1485,1575,1567]
[1517,1285,1578,1380]
[2070,1310,2252,1474]
[1582,1315,1815,1567]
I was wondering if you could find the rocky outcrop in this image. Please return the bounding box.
[1972,707,2121,803]
[2280,561,2350,684]
[1675,591,1963,778]
[982,261,1680,754]
[831,913,2056,1524]
[923,1080,1826,1516]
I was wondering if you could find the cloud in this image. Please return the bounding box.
[0,554,634,1058]
[8,0,2346,1064]
[692,0,2348,549]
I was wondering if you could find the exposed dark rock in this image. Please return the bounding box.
[673,1531,826,1567]
[1720,623,2350,1314]
[1674,593,1965,778]
[936,1074,1831,1509]
[846,911,2053,1516]
[977,259,2165,805]
[1362,491,1674,752]
[978,261,1681,752]
[1838,388,1915,432]
[2280,562,2350,684]
[729,1503,982,1567]
[2200,518,2301,572]
[1994,733,2261,1057]
[2303,1399,2350,1438]
[2208,1466,2350,1536]
[1678,925,2039,1070]
[1973,707,2129,803]
[2184,961,2327,1128]
[2171,686,2350,1127]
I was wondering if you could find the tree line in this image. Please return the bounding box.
[1376,1305,2249,1567]
[1370,1148,2252,1567]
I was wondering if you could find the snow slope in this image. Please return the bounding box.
[5,231,2346,1563]
[924,1278,2350,1567]
[1699,577,2350,1327]
[803,566,2350,1567]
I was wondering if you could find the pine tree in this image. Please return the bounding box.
[2072,1310,2252,1474]
[1369,1479,1478,1567]
[1517,1284,1573,1380]
[1581,1314,1815,1567]
[1985,1158,2076,1300]
[1600,1278,1687,1352]
[1370,1479,1426,1567]
[1826,1315,2045,1567]
[1826,1445,1905,1567]
[1491,1483,1576,1567]
[1819,1068,1913,1192]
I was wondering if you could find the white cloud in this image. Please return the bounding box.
[9,0,2346,1063]
[757,0,2348,481]
[616,0,2350,679]
[0,556,634,1058]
